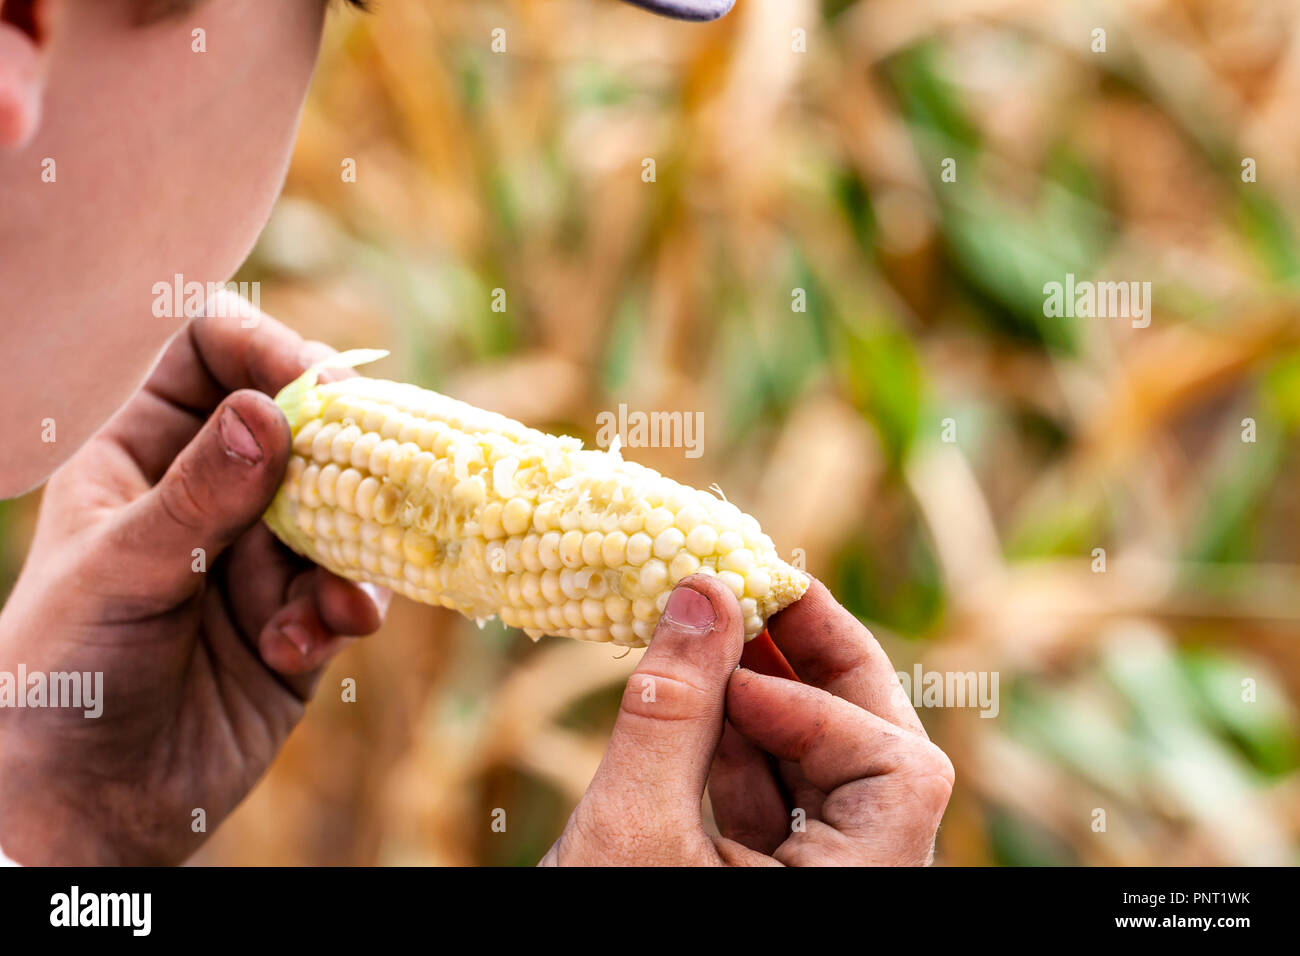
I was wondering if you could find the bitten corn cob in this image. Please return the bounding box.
[264,351,809,648]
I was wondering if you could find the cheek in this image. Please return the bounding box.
[4,0,326,297]
[71,0,327,284]
[149,4,328,280]
[0,0,326,489]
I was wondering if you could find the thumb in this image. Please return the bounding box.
[587,574,745,822]
[116,389,291,603]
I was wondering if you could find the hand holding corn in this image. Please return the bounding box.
[264,350,810,647]
[0,313,390,865]
[541,574,956,866]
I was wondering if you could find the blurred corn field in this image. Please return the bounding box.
[8,0,1300,865]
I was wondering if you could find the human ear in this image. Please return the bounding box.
[0,0,58,149]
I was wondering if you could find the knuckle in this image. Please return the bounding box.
[824,782,943,866]
[158,460,209,532]
[619,668,718,725]
[787,691,836,758]
[935,751,956,789]
[902,741,955,814]
[917,741,956,788]
[813,643,872,688]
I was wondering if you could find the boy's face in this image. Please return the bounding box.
[0,0,328,496]
[0,0,730,498]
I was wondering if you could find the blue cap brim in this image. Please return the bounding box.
[620,0,735,21]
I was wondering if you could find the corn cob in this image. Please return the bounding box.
[263,351,809,648]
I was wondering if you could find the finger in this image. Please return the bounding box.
[771,819,870,867]
[739,629,800,681]
[713,839,786,867]
[813,772,950,865]
[250,569,390,699]
[310,569,391,636]
[100,385,206,488]
[777,760,826,821]
[255,592,356,699]
[707,721,789,854]
[732,670,955,862]
[260,566,388,675]
[108,390,290,606]
[736,677,952,863]
[220,523,311,643]
[726,668,933,793]
[220,527,391,653]
[586,575,744,821]
[105,309,327,483]
[767,577,925,736]
[185,301,332,407]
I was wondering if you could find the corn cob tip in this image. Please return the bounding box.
[275,349,391,431]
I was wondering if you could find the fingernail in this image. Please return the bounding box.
[281,624,313,658]
[358,582,392,615]
[219,406,264,465]
[662,585,716,633]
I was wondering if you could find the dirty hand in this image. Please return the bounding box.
[541,576,953,866]
[0,311,390,865]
